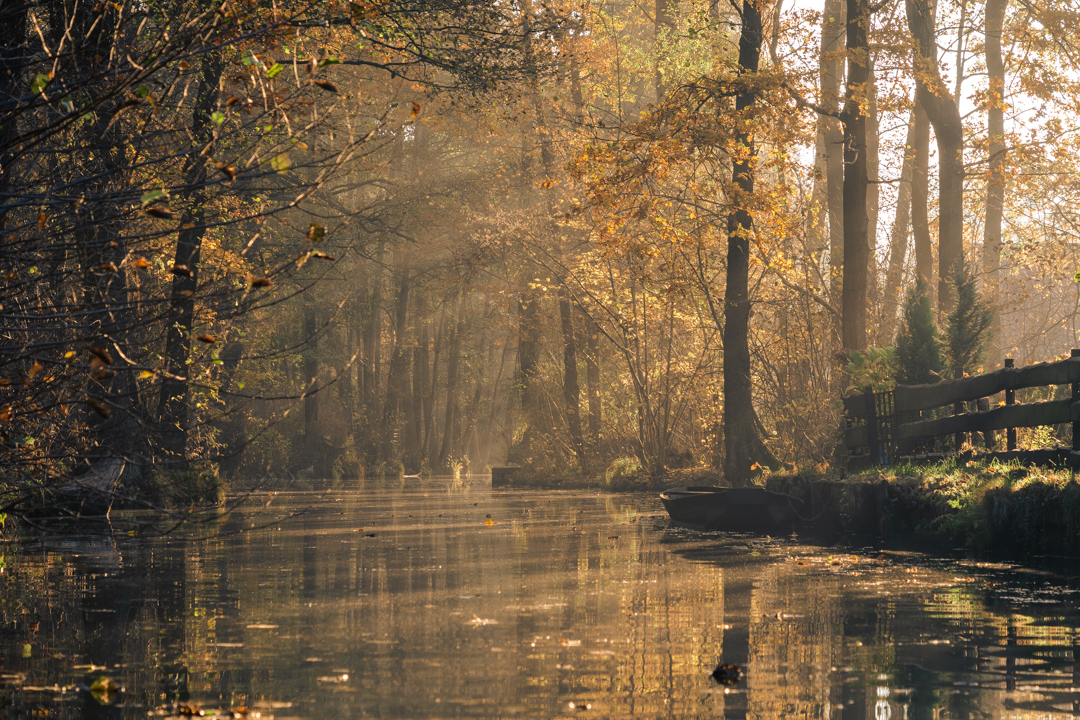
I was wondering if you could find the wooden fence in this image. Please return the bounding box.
[843,350,1080,468]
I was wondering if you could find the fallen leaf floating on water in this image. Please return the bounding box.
[214,161,237,180]
[89,676,120,705]
[143,206,174,219]
[89,347,112,364]
[316,674,349,683]
[248,275,272,288]
[196,334,216,344]
[711,663,742,686]
[313,80,338,93]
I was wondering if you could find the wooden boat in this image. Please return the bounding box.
[659,486,804,535]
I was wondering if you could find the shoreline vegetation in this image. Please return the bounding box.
[24,457,1080,566]
[492,458,1080,561]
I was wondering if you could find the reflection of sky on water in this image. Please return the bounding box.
[1,480,1080,719]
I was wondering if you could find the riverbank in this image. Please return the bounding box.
[494,458,1080,559]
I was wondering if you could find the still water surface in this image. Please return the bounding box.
[3,479,1080,719]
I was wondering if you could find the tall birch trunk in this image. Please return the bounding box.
[983,0,1008,369]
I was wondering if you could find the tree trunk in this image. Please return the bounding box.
[655,0,672,102]
[360,247,383,464]
[410,291,430,468]
[559,288,586,472]
[437,293,466,470]
[380,271,411,461]
[865,55,881,342]
[906,0,965,313]
[460,315,489,472]
[841,0,870,353]
[911,98,933,291]
[821,0,846,350]
[157,52,224,465]
[882,108,917,341]
[0,4,27,231]
[983,0,1008,369]
[302,297,320,466]
[512,293,542,463]
[723,0,774,486]
[426,305,445,462]
[586,316,602,447]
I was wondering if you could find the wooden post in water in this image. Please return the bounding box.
[1005,358,1016,452]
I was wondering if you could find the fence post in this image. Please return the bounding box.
[864,387,880,465]
[1005,358,1016,452]
[1072,349,1080,454]
[954,368,964,453]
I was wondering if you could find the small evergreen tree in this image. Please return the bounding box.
[944,263,994,379]
[895,276,944,385]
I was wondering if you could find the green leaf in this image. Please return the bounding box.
[242,49,262,68]
[140,189,169,206]
[270,153,292,173]
[30,74,51,94]
[318,57,342,67]
[267,63,284,78]
[211,111,225,125]
[134,85,150,98]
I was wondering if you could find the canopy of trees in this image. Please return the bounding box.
[3,0,1080,510]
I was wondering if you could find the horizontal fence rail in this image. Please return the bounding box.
[843,352,1080,467]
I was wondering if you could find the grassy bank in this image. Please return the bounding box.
[794,457,1080,557]
[495,457,1080,559]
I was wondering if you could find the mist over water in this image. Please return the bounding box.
[2,481,1080,719]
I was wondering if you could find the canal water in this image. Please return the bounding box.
[3,478,1080,719]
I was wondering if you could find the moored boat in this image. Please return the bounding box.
[659,486,804,535]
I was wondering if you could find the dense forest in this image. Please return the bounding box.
[2,0,1080,512]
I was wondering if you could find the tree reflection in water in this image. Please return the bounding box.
[0,482,1079,719]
